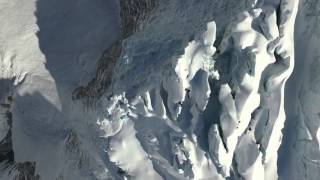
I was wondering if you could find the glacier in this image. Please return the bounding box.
[0,0,319,179]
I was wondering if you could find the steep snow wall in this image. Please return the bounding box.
[278,0,320,179]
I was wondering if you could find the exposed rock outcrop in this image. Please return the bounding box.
[0,95,14,166]
[72,41,122,102]
[72,0,158,103]
[12,162,40,180]
[119,0,157,38]
[0,96,40,180]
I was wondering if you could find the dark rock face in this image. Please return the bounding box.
[13,162,40,180]
[63,131,90,174]
[72,41,122,102]
[73,0,158,103]
[0,96,14,165]
[0,95,40,180]
[119,0,157,38]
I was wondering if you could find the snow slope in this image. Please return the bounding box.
[0,0,120,179]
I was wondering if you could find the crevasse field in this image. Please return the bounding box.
[0,0,319,180]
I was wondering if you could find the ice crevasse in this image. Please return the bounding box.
[2,0,319,179]
[98,0,300,179]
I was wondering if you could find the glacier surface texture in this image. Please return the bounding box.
[0,0,319,179]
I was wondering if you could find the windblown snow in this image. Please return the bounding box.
[0,0,319,180]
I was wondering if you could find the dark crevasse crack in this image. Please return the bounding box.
[195,80,221,152]
[160,84,173,121]
[230,154,244,180]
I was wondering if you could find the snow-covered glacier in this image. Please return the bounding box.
[0,0,319,179]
